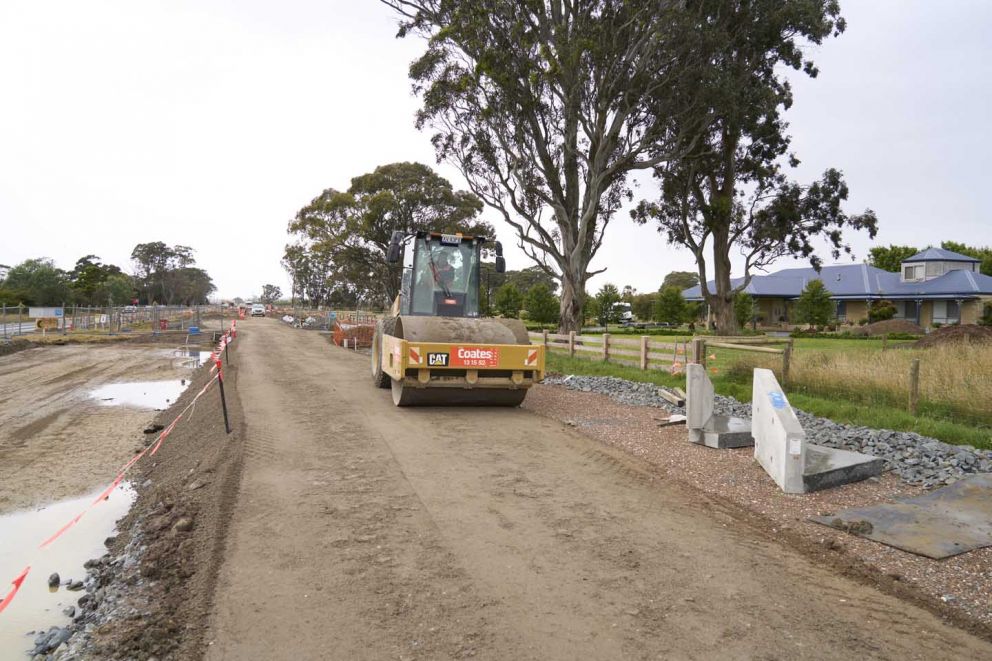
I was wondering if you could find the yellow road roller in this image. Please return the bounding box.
[371,230,545,406]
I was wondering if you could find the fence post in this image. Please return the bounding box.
[782,341,792,386]
[691,337,706,367]
[602,332,610,362]
[2,303,6,340]
[909,358,920,415]
[568,331,575,357]
[882,334,889,351]
[640,335,648,370]
[542,329,548,347]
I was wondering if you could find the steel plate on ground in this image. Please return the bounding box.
[810,474,992,559]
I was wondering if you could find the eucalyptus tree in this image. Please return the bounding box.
[286,162,491,307]
[382,0,706,331]
[632,0,877,334]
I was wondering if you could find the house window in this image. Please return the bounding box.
[904,301,918,321]
[926,262,945,277]
[932,300,959,324]
[903,264,924,281]
[836,300,847,320]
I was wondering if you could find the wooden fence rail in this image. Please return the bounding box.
[529,331,792,382]
[530,331,694,373]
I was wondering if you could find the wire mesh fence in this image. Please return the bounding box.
[0,303,231,341]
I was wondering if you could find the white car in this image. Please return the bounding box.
[250,304,266,317]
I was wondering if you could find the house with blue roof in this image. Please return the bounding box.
[682,248,992,328]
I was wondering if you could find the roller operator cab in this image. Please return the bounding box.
[372,231,545,406]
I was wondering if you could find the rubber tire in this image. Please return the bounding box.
[371,316,398,389]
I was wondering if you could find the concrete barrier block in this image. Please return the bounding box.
[752,368,806,493]
[687,363,753,448]
[686,363,713,430]
[752,368,884,493]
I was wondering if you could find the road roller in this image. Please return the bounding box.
[371,230,545,406]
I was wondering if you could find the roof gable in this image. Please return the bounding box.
[905,247,979,263]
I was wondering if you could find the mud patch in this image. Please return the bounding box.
[41,363,102,386]
[9,410,67,442]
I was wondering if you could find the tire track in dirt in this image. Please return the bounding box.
[207,320,992,660]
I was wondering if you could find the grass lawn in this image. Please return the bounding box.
[544,350,992,450]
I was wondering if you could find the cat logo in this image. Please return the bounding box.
[427,352,450,367]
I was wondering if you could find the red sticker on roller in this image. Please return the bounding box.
[451,346,500,367]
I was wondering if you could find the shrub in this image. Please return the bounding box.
[868,300,897,322]
[734,291,757,329]
[523,283,559,326]
[980,304,992,327]
[795,280,834,327]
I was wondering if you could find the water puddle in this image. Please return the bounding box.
[170,349,215,369]
[89,380,190,410]
[0,483,135,655]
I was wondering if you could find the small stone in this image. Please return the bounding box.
[48,573,60,588]
[104,536,116,548]
[187,480,206,491]
[173,517,194,533]
[62,606,75,617]
[67,580,84,591]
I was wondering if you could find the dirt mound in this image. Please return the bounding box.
[915,324,992,348]
[0,338,31,357]
[854,319,924,336]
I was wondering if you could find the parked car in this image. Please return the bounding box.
[122,305,137,313]
[250,303,266,317]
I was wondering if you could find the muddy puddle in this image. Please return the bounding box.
[89,380,190,410]
[0,483,135,655]
[85,346,214,410]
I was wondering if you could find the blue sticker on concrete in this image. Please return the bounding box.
[769,391,786,409]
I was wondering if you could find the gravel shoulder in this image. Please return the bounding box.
[524,377,992,634]
[202,320,992,660]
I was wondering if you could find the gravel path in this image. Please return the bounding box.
[543,374,992,488]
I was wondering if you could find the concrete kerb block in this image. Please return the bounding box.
[686,364,752,449]
[751,368,884,493]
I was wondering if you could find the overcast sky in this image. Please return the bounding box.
[1,1,990,299]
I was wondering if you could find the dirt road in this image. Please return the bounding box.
[206,320,992,660]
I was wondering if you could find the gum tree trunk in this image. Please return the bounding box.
[558,274,586,334]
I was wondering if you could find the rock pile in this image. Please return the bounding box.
[543,374,992,488]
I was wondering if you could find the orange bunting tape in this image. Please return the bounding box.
[0,566,30,614]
